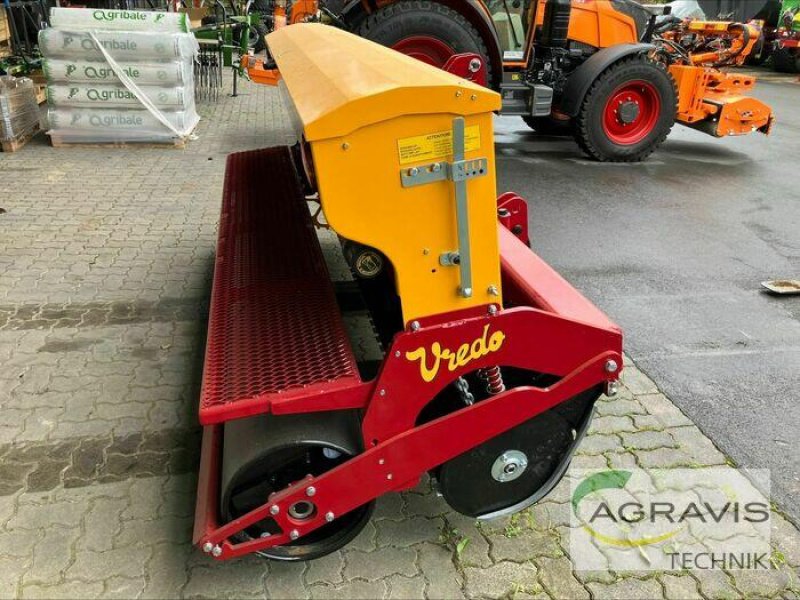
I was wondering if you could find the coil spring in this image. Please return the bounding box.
[483,366,505,395]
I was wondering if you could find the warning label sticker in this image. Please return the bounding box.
[397,126,481,165]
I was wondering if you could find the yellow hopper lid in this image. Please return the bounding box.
[267,23,501,141]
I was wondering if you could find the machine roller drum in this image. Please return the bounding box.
[437,385,601,519]
[220,411,374,561]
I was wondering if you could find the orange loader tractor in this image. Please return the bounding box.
[246,0,774,161]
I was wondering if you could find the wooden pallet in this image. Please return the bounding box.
[34,83,46,105]
[1,124,41,153]
[0,9,9,57]
[49,135,186,149]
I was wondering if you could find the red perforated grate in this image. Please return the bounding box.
[199,147,361,425]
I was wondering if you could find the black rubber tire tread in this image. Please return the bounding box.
[249,22,269,54]
[772,46,800,73]
[573,55,677,162]
[356,0,493,83]
[522,115,573,136]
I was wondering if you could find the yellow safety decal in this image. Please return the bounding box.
[397,126,481,165]
[405,324,505,383]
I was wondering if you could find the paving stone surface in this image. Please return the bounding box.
[1,80,799,599]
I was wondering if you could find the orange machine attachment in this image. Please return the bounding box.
[242,55,281,86]
[661,20,761,67]
[670,65,773,136]
[242,0,320,85]
[659,20,773,137]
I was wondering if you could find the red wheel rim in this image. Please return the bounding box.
[602,80,661,145]
[392,36,456,68]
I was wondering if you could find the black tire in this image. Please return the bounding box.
[522,115,573,136]
[773,46,800,73]
[247,22,269,54]
[574,56,677,162]
[357,0,493,82]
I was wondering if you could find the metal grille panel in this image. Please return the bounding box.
[199,147,361,424]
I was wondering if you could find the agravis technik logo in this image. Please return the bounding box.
[569,468,772,571]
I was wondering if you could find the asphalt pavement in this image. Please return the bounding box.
[494,68,800,524]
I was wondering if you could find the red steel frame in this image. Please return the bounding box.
[193,212,622,559]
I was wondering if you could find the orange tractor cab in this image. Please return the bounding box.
[245,0,774,161]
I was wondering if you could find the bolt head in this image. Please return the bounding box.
[202,542,213,553]
[325,511,335,522]
[394,350,401,358]
[431,163,441,172]
[306,486,316,497]
[606,380,619,397]
[462,287,473,298]
[487,285,499,297]
[469,57,482,72]
[270,504,280,515]
[289,529,300,540]
[605,359,619,374]
[341,142,349,150]
[470,94,477,101]
[387,473,393,480]
[211,545,222,557]
[488,304,498,316]
[408,167,419,177]
[455,90,463,97]
[410,321,420,332]
[379,389,386,396]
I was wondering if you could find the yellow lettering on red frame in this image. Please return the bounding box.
[405,324,506,383]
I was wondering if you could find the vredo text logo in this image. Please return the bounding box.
[405,324,505,383]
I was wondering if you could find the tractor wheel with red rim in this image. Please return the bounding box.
[574,56,677,162]
[357,0,493,81]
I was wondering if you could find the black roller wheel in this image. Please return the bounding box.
[574,56,676,162]
[221,412,374,561]
[437,383,601,518]
[773,46,800,73]
[357,0,493,82]
[522,115,573,136]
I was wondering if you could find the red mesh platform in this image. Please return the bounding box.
[199,147,362,425]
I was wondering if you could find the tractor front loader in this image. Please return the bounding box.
[193,24,622,561]
[245,0,774,161]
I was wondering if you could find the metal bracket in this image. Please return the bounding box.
[400,118,486,299]
[400,158,488,188]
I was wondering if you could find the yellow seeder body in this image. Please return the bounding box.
[270,24,504,323]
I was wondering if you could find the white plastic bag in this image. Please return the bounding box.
[44,58,190,85]
[47,82,190,108]
[50,7,190,33]
[47,106,199,136]
[39,29,199,61]
[0,76,40,141]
